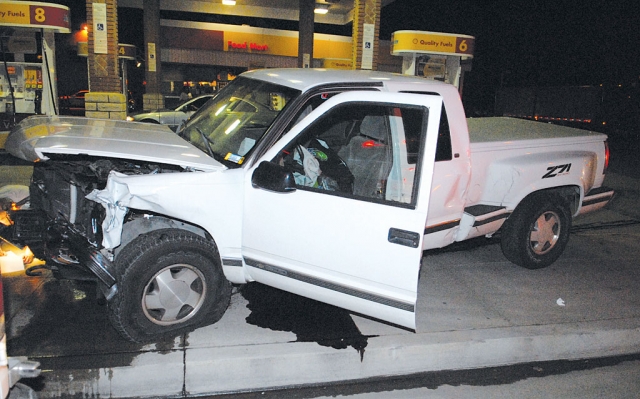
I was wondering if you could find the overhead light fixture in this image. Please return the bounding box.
[314,4,329,14]
[222,0,236,5]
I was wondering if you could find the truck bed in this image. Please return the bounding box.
[463,116,609,210]
[466,117,606,147]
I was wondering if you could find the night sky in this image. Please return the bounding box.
[383,0,640,85]
[52,0,640,112]
[382,0,640,112]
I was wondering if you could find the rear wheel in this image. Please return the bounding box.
[500,193,571,269]
[108,229,231,342]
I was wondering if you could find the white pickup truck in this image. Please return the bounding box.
[5,69,613,342]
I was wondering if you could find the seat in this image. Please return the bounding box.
[337,115,392,199]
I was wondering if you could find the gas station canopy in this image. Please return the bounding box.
[391,30,474,59]
[0,1,70,33]
[117,0,397,25]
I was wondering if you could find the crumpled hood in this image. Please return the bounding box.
[5,115,224,171]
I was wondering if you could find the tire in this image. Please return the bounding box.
[108,229,231,342]
[500,193,571,269]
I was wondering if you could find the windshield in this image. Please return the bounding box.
[178,76,300,166]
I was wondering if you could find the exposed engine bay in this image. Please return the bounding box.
[22,155,186,280]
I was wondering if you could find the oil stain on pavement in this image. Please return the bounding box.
[241,282,374,360]
[4,274,145,370]
[5,274,373,375]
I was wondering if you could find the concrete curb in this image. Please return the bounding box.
[36,318,640,398]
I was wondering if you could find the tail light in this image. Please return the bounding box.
[603,140,610,175]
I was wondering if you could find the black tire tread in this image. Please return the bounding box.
[500,192,571,270]
[108,229,231,342]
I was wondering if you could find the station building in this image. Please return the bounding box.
[152,18,402,104]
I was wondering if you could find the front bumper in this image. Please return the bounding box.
[9,210,117,290]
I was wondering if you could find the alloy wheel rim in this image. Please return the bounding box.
[142,264,207,325]
[529,210,561,255]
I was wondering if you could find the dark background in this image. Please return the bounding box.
[383,0,640,115]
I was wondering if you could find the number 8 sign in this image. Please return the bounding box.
[29,4,70,31]
[32,7,46,23]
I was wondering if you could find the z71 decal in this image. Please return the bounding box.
[542,163,572,179]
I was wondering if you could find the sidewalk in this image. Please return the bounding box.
[4,171,640,398]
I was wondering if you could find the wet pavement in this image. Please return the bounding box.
[4,277,144,370]
[5,276,374,370]
[241,283,373,358]
[1,146,640,397]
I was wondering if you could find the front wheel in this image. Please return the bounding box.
[108,229,231,342]
[500,193,572,269]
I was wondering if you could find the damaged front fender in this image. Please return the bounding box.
[86,168,246,253]
[86,171,132,249]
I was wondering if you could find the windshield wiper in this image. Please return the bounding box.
[196,127,215,158]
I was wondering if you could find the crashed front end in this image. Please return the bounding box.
[22,157,186,289]
[4,116,223,295]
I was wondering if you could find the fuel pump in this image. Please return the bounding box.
[0,60,44,120]
[391,30,474,95]
[0,1,70,144]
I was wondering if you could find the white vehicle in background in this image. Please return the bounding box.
[5,69,614,343]
[126,94,214,131]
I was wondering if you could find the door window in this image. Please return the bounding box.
[274,102,428,207]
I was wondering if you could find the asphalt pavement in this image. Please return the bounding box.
[3,170,640,398]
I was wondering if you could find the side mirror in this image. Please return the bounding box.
[251,161,297,193]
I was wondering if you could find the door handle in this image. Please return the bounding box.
[388,228,420,248]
